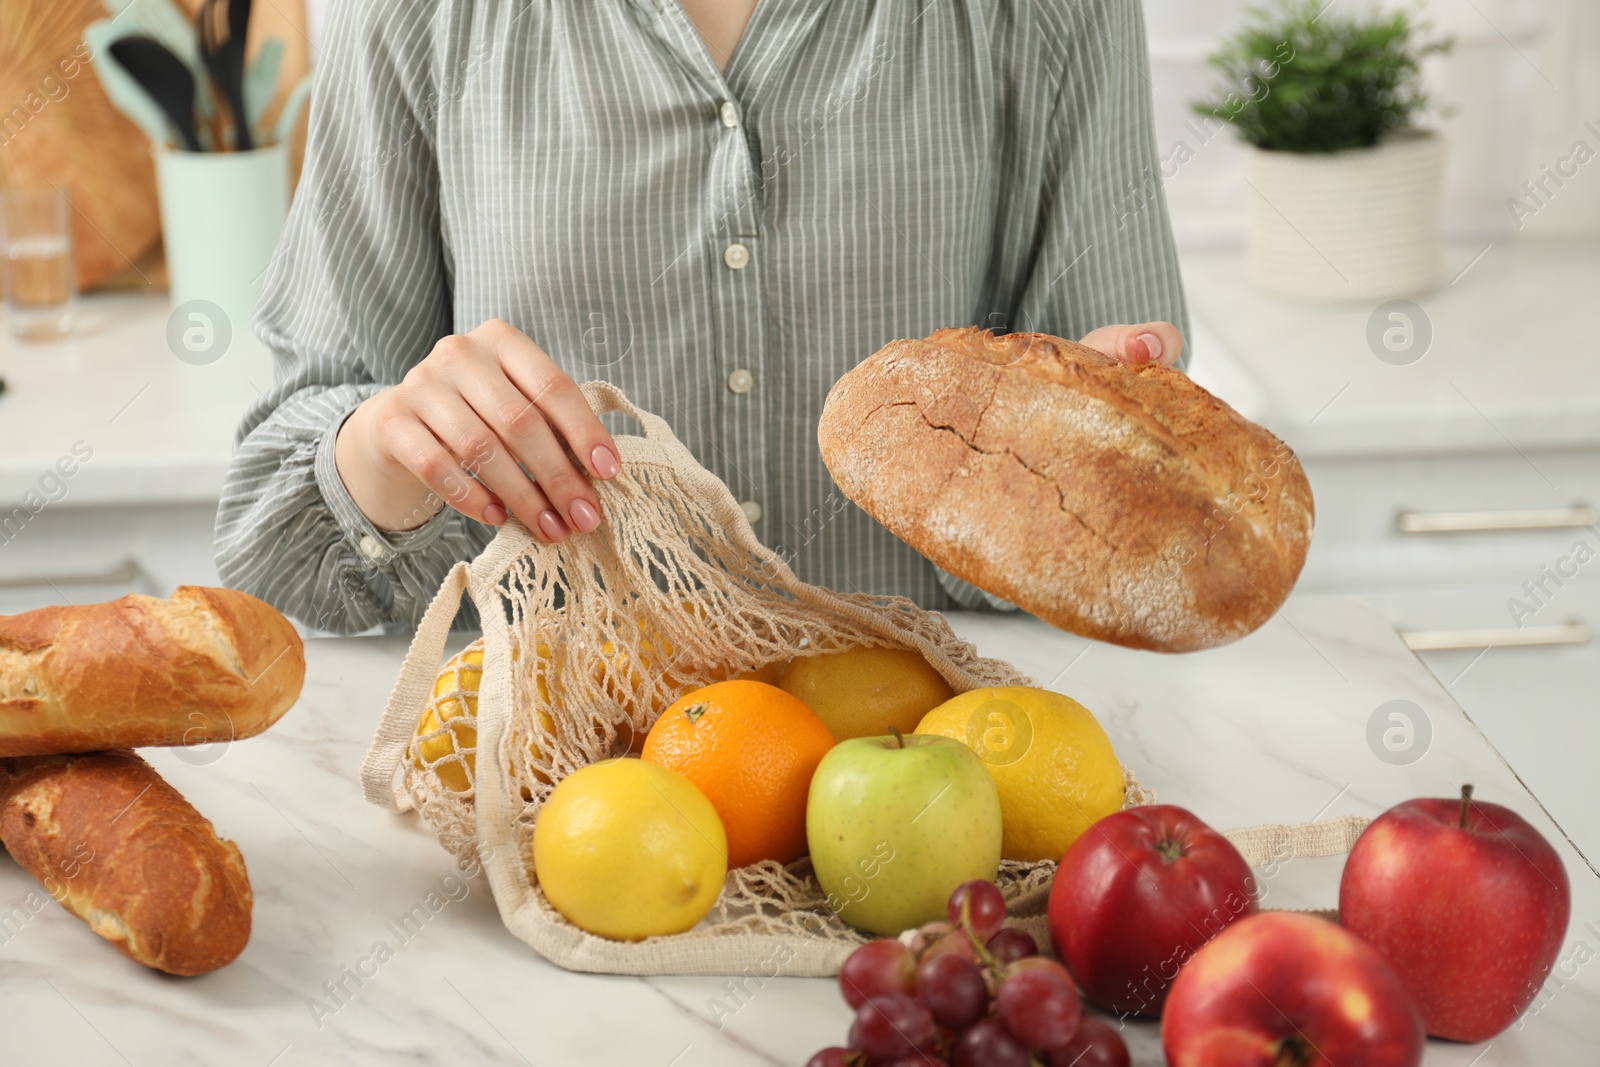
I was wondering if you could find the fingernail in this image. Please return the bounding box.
[568,498,601,533]
[537,510,568,541]
[482,502,508,525]
[591,444,620,480]
[1135,332,1162,364]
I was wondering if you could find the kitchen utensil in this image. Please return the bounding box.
[104,0,220,145]
[270,72,314,146]
[0,0,162,290]
[227,0,256,147]
[108,0,210,65]
[84,21,172,147]
[109,36,202,151]
[241,34,284,134]
[197,0,253,151]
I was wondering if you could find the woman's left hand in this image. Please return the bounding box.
[1079,322,1184,367]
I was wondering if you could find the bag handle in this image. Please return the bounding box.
[580,380,681,445]
[360,560,471,812]
[1223,814,1372,867]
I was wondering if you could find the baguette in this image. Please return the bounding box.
[0,586,305,757]
[818,327,1314,652]
[0,750,252,975]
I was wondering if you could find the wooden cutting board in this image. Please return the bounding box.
[0,0,311,293]
[0,0,162,291]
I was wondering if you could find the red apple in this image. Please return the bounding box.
[1339,784,1571,1041]
[1048,804,1257,1016]
[1162,911,1425,1067]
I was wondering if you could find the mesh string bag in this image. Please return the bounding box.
[361,382,1365,975]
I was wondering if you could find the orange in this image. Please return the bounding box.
[780,645,955,740]
[641,680,835,868]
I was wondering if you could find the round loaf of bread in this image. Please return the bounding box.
[818,327,1314,652]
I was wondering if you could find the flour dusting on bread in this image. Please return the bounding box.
[819,327,1314,653]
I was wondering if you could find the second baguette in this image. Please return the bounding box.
[0,750,253,975]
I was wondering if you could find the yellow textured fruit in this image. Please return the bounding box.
[780,645,954,740]
[414,646,486,793]
[916,686,1124,862]
[532,758,728,940]
[733,660,786,686]
[414,643,550,792]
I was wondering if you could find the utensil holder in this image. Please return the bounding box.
[154,142,290,333]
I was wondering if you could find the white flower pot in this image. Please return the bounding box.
[1245,130,1446,303]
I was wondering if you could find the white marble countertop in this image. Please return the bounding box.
[2,598,1596,1065]
[0,294,271,506]
[1181,239,1600,459]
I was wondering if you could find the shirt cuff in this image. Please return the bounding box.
[313,404,456,566]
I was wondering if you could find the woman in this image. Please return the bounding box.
[216,0,1188,633]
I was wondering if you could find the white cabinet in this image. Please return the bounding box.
[1292,447,1598,868]
[1357,583,1600,863]
[1296,449,1599,597]
[0,502,220,616]
[1183,240,1600,861]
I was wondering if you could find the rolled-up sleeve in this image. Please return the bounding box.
[214,0,483,634]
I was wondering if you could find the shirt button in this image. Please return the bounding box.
[719,100,739,128]
[359,534,384,560]
[727,368,755,394]
[740,499,763,524]
[723,243,750,270]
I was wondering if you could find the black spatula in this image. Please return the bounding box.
[110,36,203,152]
[198,0,254,150]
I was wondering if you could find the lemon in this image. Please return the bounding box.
[414,643,550,792]
[916,686,1124,862]
[414,645,488,793]
[780,645,954,740]
[732,660,787,686]
[532,759,728,940]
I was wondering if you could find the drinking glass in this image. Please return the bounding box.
[1,186,76,340]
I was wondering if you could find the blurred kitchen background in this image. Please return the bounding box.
[1,0,1596,858]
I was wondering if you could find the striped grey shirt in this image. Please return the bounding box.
[216,0,1188,635]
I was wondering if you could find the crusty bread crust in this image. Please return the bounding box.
[818,328,1314,652]
[0,586,305,757]
[0,751,253,975]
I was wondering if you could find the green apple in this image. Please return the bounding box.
[806,730,1002,936]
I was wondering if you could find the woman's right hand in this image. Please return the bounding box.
[334,319,620,542]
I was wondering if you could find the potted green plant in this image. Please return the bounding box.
[1194,1,1454,302]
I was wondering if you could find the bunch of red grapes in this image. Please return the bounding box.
[807,880,1129,1067]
